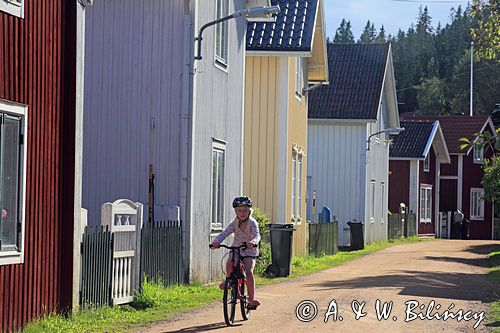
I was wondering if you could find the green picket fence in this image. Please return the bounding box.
[80,226,114,308]
[308,221,338,256]
[407,213,416,237]
[140,220,183,286]
[388,213,416,239]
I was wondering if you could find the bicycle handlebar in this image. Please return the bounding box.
[209,242,258,249]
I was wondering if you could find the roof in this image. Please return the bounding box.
[401,115,493,154]
[390,121,435,159]
[308,43,390,120]
[246,0,319,53]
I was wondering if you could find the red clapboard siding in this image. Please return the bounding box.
[462,153,493,240]
[0,0,76,331]
[388,160,410,214]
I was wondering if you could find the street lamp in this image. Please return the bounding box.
[367,127,405,150]
[194,5,281,61]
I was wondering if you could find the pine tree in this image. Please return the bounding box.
[359,20,379,43]
[333,19,355,44]
[375,25,386,43]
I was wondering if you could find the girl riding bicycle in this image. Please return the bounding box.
[210,196,261,309]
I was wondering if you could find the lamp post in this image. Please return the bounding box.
[194,5,280,61]
[366,127,405,150]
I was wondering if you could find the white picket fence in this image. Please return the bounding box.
[101,199,143,305]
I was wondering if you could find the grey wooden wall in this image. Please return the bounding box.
[83,0,186,225]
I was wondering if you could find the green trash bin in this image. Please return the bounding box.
[265,224,294,277]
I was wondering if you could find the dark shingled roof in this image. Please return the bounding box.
[246,0,318,52]
[401,115,491,154]
[308,43,390,120]
[390,121,435,159]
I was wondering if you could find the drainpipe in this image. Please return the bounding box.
[179,0,197,283]
[73,0,86,312]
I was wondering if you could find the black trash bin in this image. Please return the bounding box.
[451,221,462,239]
[461,219,470,240]
[265,224,294,277]
[347,221,364,251]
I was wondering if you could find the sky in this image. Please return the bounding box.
[324,0,471,40]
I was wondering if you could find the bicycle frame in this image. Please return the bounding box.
[210,243,254,325]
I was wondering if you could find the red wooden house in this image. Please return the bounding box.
[389,120,450,236]
[0,0,84,330]
[402,115,496,240]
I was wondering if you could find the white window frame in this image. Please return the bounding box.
[291,151,304,224]
[0,0,24,19]
[214,0,229,68]
[370,180,376,222]
[0,99,27,266]
[295,57,303,100]
[210,141,226,231]
[470,188,485,220]
[381,182,385,223]
[420,185,432,223]
[291,154,296,220]
[473,144,484,164]
[423,155,430,172]
[297,156,302,222]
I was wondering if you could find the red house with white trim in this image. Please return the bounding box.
[389,120,450,236]
[402,115,496,240]
[1,0,84,330]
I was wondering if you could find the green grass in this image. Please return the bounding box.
[23,283,221,333]
[23,237,428,333]
[487,251,500,333]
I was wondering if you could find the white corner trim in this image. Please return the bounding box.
[0,0,24,19]
[276,57,289,224]
[457,155,463,211]
[423,121,439,158]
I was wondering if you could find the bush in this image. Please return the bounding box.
[252,207,270,242]
[252,208,272,275]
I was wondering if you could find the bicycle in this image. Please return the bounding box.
[209,242,257,326]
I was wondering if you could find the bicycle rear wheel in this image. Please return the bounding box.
[240,279,251,320]
[223,279,237,326]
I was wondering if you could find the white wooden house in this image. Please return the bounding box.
[307,43,400,247]
[83,0,248,283]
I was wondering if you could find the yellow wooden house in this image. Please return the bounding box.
[243,0,329,255]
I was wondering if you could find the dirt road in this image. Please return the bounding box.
[138,240,499,333]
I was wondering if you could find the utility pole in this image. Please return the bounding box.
[470,42,474,117]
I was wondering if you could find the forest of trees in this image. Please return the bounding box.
[330,6,500,116]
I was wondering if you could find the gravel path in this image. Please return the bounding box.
[137,240,500,333]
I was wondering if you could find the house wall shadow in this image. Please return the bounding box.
[306,270,498,302]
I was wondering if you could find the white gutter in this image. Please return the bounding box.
[72,0,86,311]
[179,0,197,282]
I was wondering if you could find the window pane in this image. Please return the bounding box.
[427,189,432,220]
[211,151,217,224]
[420,189,425,220]
[215,0,228,62]
[291,157,296,217]
[217,151,224,224]
[1,116,21,250]
[298,158,302,218]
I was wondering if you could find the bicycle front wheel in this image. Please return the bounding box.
[223,279,237,326]
[240,279,251,320]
